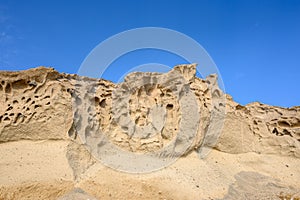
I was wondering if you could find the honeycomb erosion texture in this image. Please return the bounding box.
[0,65,299,200]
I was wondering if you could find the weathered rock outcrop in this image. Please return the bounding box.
[0,68,73,142]
[0,65,299,200]
[1,65,298,157]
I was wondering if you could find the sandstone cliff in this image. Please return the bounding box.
[0,65,299,200]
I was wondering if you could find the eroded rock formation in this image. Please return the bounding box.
[0,65,299,200]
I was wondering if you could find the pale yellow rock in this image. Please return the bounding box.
[0,65,299,200]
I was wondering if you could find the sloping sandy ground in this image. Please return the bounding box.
[0,140,299,199]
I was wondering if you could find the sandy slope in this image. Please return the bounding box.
[1,142,299,199]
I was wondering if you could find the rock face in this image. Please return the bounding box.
[0,65,299,200]
[0,68,73,142]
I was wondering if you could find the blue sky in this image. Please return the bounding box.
[0,0,299,107]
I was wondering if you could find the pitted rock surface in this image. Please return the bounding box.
[0,65,299,200]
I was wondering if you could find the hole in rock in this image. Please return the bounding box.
[283,129,293,137]
[28,80,37,87]
[14,113,22,123]
[272,128,279,135]
[278,121,291,127]
[5,84,11,93]
[293,121,300,128]
[135,118,139,124]
[212,89,221,98]
[34,105,41,109]
[6,106,13,111]
[236,105,245,110]
[94,97,100,104]
[12,80,27,90]
[166,104,174,110]
[100,99,106,108]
